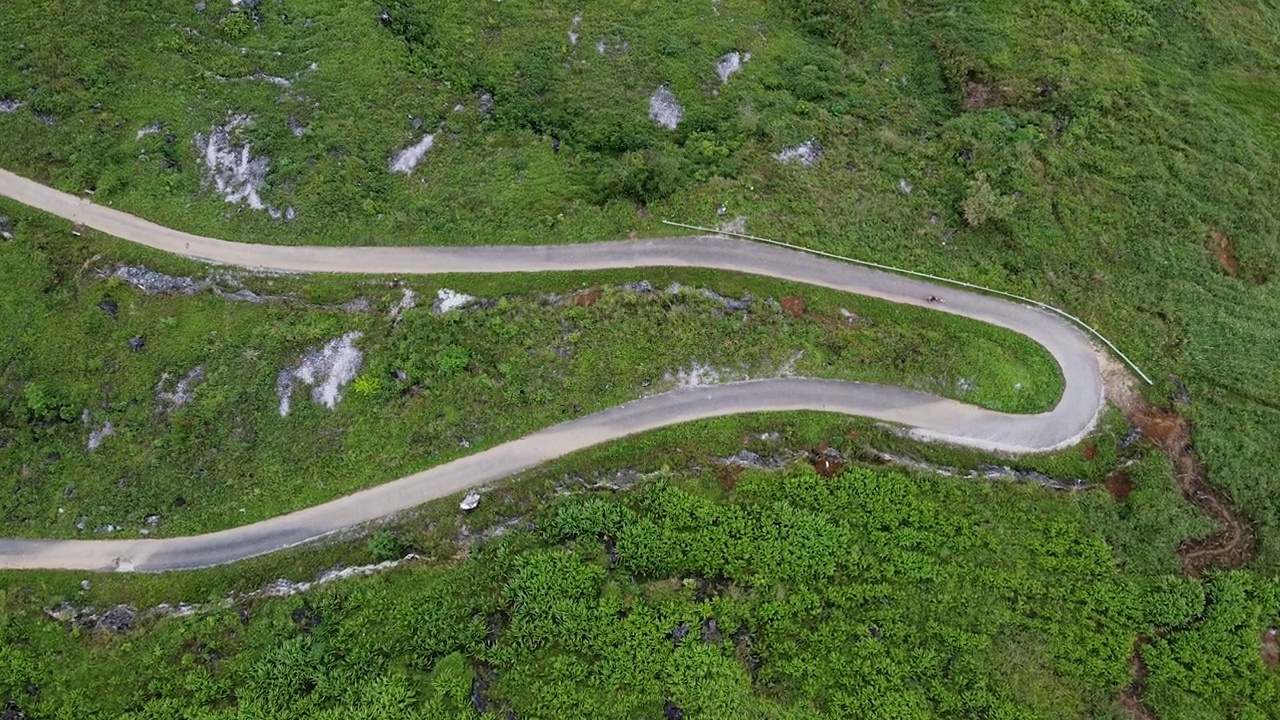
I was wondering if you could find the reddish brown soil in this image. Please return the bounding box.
[1262,629,1279,668]
[572,287,603,307]
[962,80,1001,110]
[780,296,806,318]
[1118,637,1157,720]
[714,464,741,492]
[808,441,844,478]
[1210,230,1240,277]
[1082,443,1098,461]
[1112,390,1258,718]
[1104,470,1135,501]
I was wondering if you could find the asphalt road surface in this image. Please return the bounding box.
[0,168,1104,571]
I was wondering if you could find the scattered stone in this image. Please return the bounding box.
[702,618,723,644]
[477,90,494,115]
[0,100,24,113]
[195,114,277,213]
[388,287,416,321]
[195,0,206,12]
[276,332,364,416]
[128,337,146,352]
[621,280,654,293]
[87,422,115,451]
[43,453,59,465]
[0,215,12,240]
[664,701,685,720]
[114,265,203,294]
[715,51,750,83]
[648,84,683,130]
[1168,375,1192,407]
[35,113,55,126]
[898,178,914,194]
[135,122,165,141]
[460,492,481,511]
[698,288,752,312]
[97,299,118,318]
[670,621,690,643]
[80,580,91,591]
[155,366,205,412]
[776,140,822,167]
[287,115,306,137]
[567,11,582,45]
[173,496,187,508]
[432,288,476,314]
[389,133,435,174]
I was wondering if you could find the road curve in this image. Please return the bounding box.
[0,168,1105,572]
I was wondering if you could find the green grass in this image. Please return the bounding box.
[0,203,1062,538]
[0,432,1274,719]
[3,1,1278,566]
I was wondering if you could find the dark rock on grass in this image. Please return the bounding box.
[290,601,321,632]
[114,265,203,295]
[99,605,137,633]
[670,621,690,643]
[172,496,187,508]
[701,618,723,644]
[604,535,618,567]
[664,701,684,720]
[97,299,118,319]
[622,280,654,293]
[128,337,145,352]
[2,697,27,720]
[44,453,59,465]
[0,215,13,240]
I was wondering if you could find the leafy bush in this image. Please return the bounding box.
[368,530,408,562]
[961,172,1017,227]
[433,344,471,377]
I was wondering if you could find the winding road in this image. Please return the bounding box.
[0,168,1106,572]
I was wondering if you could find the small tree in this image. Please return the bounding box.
[962,172,1017,227]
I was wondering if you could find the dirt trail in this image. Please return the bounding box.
[1100,353,1258,719]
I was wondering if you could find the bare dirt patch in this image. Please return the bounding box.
[572,287,603,307]
[1103,470,1134,501]
[1118,636,1156,720]
[1210,229,1240,277]
[962,80,1001,110]
[1262,628,1279,668]
[780,296,805,318]
[808,442,844,478]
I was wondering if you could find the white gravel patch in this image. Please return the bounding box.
[715,51,750,83]
[568,11,582,45]
[0,100,23,113]
[648,84,683,130]
[135,122,165,140]
[87,422,115,452]
[665,363,724,388]
[276,332,364,417]
[776,139,822,167]
[432,288,475,314]
[389,133,435,174]
[195,114,271,211]
[155,366,205,413]
[389,287,417,320]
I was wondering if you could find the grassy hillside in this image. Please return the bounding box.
[0,0,1278,717]
[0,446,1274,719]
[1,1,1277,560]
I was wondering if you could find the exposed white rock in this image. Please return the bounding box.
[776,139,822,167]
[460,492,481,511]
[648,84,683,130]
[432,288,475,314]
[195,114,273,211]
[276,333,364,416]
[389,134,435,174]
[715,51,750,83]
